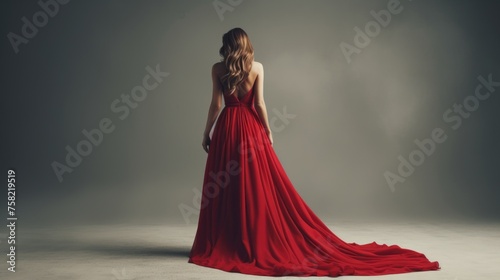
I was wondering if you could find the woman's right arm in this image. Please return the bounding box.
[202,63,223,153]
[253,63,273,146]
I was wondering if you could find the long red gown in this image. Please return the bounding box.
[188,87,440,277]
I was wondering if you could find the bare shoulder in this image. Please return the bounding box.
[252,61,263,73]
[212,61,225,74]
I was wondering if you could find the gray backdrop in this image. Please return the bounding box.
[1,0,499,228]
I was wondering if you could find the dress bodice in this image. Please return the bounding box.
[223,88,254,107]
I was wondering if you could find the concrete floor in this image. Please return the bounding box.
[1,220,499,280]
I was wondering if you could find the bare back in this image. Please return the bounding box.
[214,61,261,100]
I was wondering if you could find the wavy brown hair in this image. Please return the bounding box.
[219,28,254,94]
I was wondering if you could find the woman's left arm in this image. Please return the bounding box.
[202,64,223,153]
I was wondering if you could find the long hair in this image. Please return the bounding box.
[219,28,254,94]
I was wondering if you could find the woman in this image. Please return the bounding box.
[188,27,440,277]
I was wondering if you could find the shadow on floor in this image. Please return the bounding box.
[19,239,192,259]
[79,244,192,258]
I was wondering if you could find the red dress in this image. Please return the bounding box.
[188,87,440,277]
